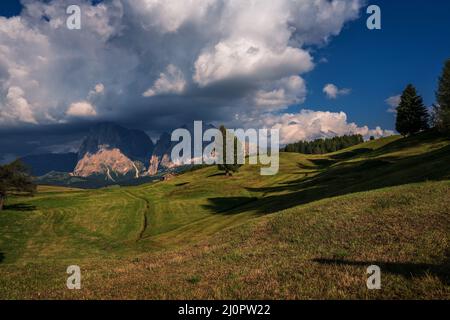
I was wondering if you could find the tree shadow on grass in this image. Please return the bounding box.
[330,148,373,160]
[203,197,258,215]
[308,158,337,168]
[4,203,36,211]
[203,140,450,216]
[369,130,447,157]
[312,257,450,285]
[175,182,190,187]
[0,252,4,264]
[207,172,227,178]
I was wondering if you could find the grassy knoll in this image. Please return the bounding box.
[0,131,449,299]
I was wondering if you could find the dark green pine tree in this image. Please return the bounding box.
[217,125,241,176]
[396,84,429,136]
[435,59,450,132]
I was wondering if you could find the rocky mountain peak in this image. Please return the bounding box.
[73,147,143,181]
[77,122,154,163]
[147,123,216,175]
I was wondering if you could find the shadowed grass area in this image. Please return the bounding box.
[0,131,449,299]
[3,203,36,212]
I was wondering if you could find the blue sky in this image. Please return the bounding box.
[0,0,449,159]
[0,1,22,18]
[291,0,450,130]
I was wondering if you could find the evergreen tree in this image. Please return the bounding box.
[282,134,364,154]
[217,125,241,176]
[435,59,450,133]
[396,84,429,136]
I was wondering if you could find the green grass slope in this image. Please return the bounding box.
[0,131,449,299]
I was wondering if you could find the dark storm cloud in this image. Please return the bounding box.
[1,0,385,159]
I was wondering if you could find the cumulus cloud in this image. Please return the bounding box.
[143,65,186,97]
[323,83,351,99]
[0,0,363,129]
[130,0,216,33]
[253,76,307,110]
[0,86,37,124]
[386,94,401,113]
[0,0,129,127]
[193,39,314,87]
[258,109,394,145]
[66,101,97,117]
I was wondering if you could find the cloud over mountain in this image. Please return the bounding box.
[0,0,398,160]
[66,101,97,117]
[0,0,363,129]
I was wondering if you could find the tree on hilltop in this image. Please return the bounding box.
[396,84,429,136]
[217,125,241,176]
[434,59,450,133]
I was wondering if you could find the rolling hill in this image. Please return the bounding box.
[0,131,449,299]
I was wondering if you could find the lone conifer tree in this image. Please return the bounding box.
[217,125,241,176]
[396,84,429,136]
[435,59,450,133]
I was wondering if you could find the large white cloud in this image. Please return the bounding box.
[0,0,132,126]
[193,38,314,87]
[258,109,394,144]
[0,0,366,137]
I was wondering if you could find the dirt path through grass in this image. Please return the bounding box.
[124,191,151,241]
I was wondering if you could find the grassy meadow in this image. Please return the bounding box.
[0,131,449,299]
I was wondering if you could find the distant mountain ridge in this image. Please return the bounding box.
[73,123,154,180]
[78,122,154,163]
[20,122,215,187]
[148,123,216,175]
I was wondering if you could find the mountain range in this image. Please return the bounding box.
[21,122,213,187]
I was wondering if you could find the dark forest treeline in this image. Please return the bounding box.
[282,134,364,154]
